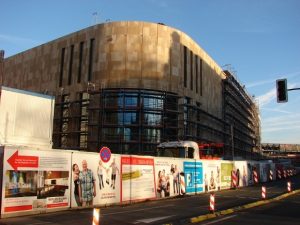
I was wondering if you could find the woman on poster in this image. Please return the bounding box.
[72,163,81,206]
[97,160,106,190]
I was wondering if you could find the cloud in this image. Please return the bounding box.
[246,71,300,88]
[262,113,300,133]
[255,88,276,107]
[0,34,40,46]
[262,107,292,114]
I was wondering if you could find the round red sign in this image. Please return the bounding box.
[100,147,111,162]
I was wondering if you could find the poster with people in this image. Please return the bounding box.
[154,158,184,198]
[220,161,233,189]
[234,161,248,187]
[71,152,121,207]
[1,147,71,216]
[184,160,203,194]
[121,156,156,203]
[203,161,221,192]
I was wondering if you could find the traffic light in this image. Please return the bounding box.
[276,79,288,103]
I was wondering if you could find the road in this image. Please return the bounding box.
[0,175,299,225]
[195,192,300,225]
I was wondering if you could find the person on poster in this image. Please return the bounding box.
[97,160,106,190]
[236,168,240,187]
[108,158,119,189]
[209,170,216,190]
[204,173,208,192]
[242,165,247,186]
[157,170,162,197]
[72,163,82,206]
[78,160,96,206]
[216,166,220,190]
[171,164,179,194]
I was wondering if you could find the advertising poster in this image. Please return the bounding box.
[259,162,270,183]
[220,161,233,189]
[184,160,203,194]
[203,161,221,192]
[154,158,183,198]
[121,156,156,203]
[1,147,71,216]
[234,161,248,187]
[71,152,121,207]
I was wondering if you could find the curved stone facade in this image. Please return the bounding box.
[2,21,259,158]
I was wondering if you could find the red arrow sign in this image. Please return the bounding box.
[7,151,39,170]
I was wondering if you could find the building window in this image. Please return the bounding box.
[95,89,179,155]
[124,128,139,141]
[59,48,65,87]
[190,51,193,91]
[184,46,188,88]
[143,113,162,126]
[124,95,138,107]
[68,45,74,85]
[143,97,163,109]
[78,42,84,83]
[60,94,70,148]
[88,38,95,81]
[124,112,138,125]
[78,93,89,148]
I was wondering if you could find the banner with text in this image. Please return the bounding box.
[1,147,71,216]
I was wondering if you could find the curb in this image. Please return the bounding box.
[189,189,300,224]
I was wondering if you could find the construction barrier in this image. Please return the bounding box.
[261,186,266,199]
[209,193,215,212]
[0,146,297,218]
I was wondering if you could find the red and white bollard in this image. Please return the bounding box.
[180,173,186,195]
[253,169,258,184]
[269,169,273,181]
[277,169,282,179]
[232,170,237,188]
[93,208,100,225]
[283,170,287,179]
[287,181,292,192]
[261,186,266,199]
[209,193,215,213]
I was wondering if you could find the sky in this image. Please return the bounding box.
[1,0,300,144]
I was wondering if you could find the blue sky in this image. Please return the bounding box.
[1,0,300,144]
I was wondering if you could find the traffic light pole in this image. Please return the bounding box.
[287,88,300,91]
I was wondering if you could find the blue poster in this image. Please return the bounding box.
[184,161,203,193]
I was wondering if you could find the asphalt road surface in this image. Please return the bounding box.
[195,192,300,225]
[0,175,299,225]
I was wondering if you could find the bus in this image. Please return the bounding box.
[156,141,224,160]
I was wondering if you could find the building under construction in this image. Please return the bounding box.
[1,21,260,158]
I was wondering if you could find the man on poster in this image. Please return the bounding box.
[78,160,96,206]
